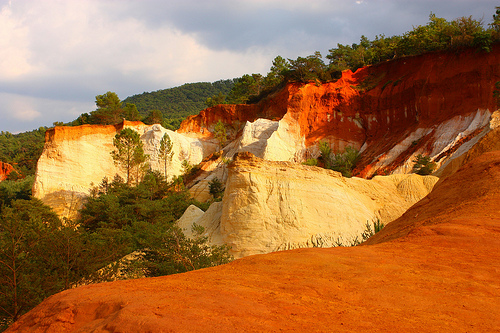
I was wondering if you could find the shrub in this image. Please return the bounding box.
[302,158,318,166]
[412,154,436,175]
[331,146,360,178]
[208,177,225,199]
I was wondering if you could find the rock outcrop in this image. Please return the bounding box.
[0,161,15,181]
[180,47,500,176]
[179,152,437,258]
[8,150,500,333]
[33,121,217,218]
[32,46,500,256]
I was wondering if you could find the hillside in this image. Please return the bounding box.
[7,150,500,332]
[121,80,234,129]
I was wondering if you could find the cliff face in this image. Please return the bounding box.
[179,46,500,176]
[33,121,217,218]
[179,152,438,258]
[0,162,15,181]
[32,47,500,253]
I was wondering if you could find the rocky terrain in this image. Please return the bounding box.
[7,150,500,332]
[33,46,500,257]
[180,152,437,258]
[12,46,500,331]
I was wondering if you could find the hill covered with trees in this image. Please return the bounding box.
[122,80,235,129]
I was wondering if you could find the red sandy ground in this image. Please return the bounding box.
[7,151,500,332]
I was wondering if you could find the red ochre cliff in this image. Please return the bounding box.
[179,46,500,176]
[0,161,15,181]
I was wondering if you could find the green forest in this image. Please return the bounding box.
[122,80,235,129]
[1,8,500,331]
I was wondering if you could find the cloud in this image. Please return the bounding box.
[0,92,95,132]
[0,0,499,133]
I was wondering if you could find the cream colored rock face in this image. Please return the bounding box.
[179,152,438,258]
[33,122,217,219]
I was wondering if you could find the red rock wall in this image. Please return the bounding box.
[178,46,500,168]
[0,161,15,181]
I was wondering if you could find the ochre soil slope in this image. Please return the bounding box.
[7,152,500,332]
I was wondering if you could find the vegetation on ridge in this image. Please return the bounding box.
[211,8,500,105]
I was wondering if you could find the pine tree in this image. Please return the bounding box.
[111,128,148,185]
[158,133,174,179]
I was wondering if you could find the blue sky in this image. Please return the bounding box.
[0,0,498,133]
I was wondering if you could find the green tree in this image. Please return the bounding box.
[111,128,148,185]
[143,110,164,125]
[213,120,227,151]
[412,154,436,175]
[138,224,232,277]
[205,92,226,108]
[262,55,290,88]
[158,133,174,179]
[78,174,232,278]
[208,177,224,200]
[286,51,327,83]
[90,91,124,125]
[123,103,141,121]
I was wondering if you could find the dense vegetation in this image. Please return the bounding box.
[0,171,231,331]
[122,80,235,129]
[0,128,46,177]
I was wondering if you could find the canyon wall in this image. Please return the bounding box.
[32,46,500,256]
[33,121,217,218]
[179,46,500,176]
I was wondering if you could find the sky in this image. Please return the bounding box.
[1,0,498,133]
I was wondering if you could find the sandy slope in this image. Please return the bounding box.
[7,151,500,332]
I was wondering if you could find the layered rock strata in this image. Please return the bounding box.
[180,47,500,176]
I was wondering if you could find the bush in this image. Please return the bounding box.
[302,158,318,166]
[412,154,436,175]
[331,146,360,178]
[208,177,225,199]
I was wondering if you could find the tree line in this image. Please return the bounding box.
[209,9,500,106]
[61,80,235,130]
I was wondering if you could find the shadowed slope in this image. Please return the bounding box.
[7,152,500,332]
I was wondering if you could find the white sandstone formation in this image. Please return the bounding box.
[33,121,217,218]
[178,152,438,258]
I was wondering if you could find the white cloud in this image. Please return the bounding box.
[0,3,32,79]
[0,0,499,133]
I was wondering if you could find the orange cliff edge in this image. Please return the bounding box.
[178,46,500,175]
[43,120,146,142]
